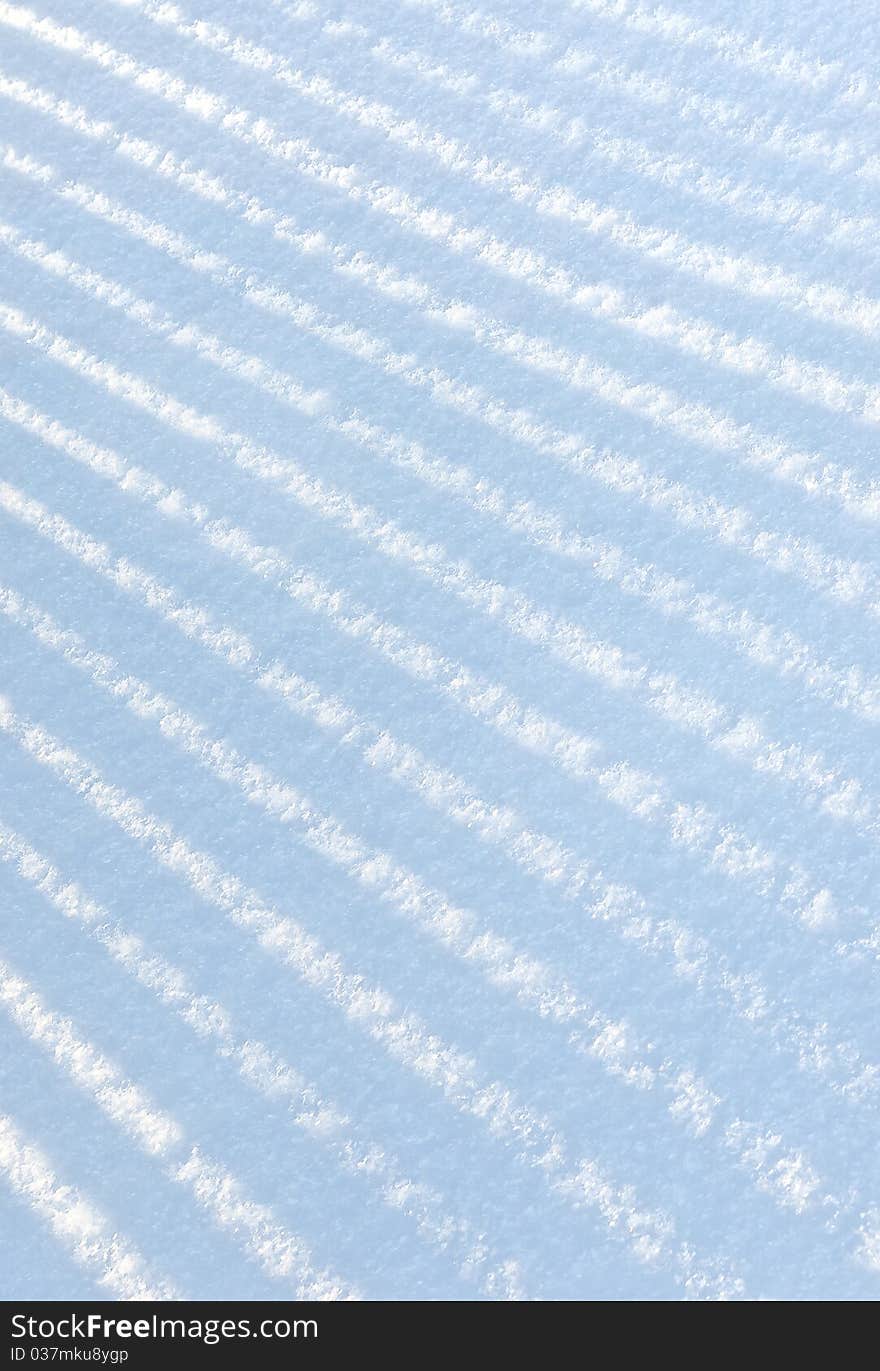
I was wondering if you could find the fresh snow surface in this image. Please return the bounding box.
[1,0,879,1302]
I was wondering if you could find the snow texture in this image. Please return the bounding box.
[0,0,879,1302]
